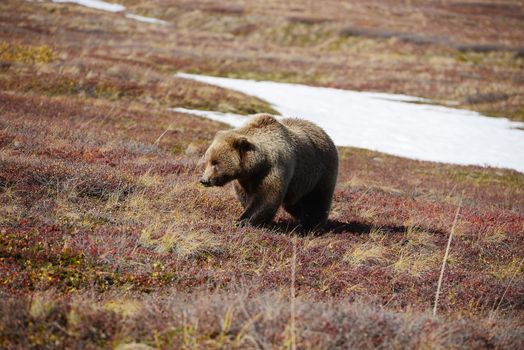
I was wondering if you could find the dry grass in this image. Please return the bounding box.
[344,241,387,267]
[433,195,462,316]
[1,290,523,349]
[0,41,54,64]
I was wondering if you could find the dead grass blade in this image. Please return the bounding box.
[433,193,463,316]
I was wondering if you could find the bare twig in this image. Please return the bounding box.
[433,194,463,316]
[154,125,171,146]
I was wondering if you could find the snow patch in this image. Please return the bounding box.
[174,73,524,173]
[125,13,168,25]
[170,108,251,127]
[51,0,168,25]
[52,0,124,12]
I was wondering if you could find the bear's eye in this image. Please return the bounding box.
[211,160,218,166]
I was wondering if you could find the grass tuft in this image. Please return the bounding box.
[0,42,54,64]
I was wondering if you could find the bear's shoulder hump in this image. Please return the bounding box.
[247,114,279,129]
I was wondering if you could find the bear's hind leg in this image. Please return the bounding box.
[293,180,335,229]
[283,201,305,223]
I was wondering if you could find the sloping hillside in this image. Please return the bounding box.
[0,1,523,349]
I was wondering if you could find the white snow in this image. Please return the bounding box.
[52,0,124,12]
[51,0,168,25]
[170,108,252,127]
[125,13,168,25]
[174,73,524,173]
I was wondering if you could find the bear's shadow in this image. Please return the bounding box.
[267,219,411,236]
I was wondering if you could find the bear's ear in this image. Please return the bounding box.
[233,136,252,152]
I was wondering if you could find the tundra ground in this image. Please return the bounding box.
[1,1,523,349]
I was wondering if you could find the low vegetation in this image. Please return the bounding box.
[0,0,523,349]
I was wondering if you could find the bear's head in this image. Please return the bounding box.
[199,131,253,187]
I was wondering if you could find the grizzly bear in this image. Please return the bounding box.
[199,114,338,229]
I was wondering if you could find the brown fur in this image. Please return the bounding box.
[200,114,338,228]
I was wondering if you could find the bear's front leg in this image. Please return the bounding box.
[233,181,249,209]
[236,169,289,227]
[238,194,281,227]
[237,178,285,227]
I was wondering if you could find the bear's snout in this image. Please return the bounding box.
[199,178,212,187]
